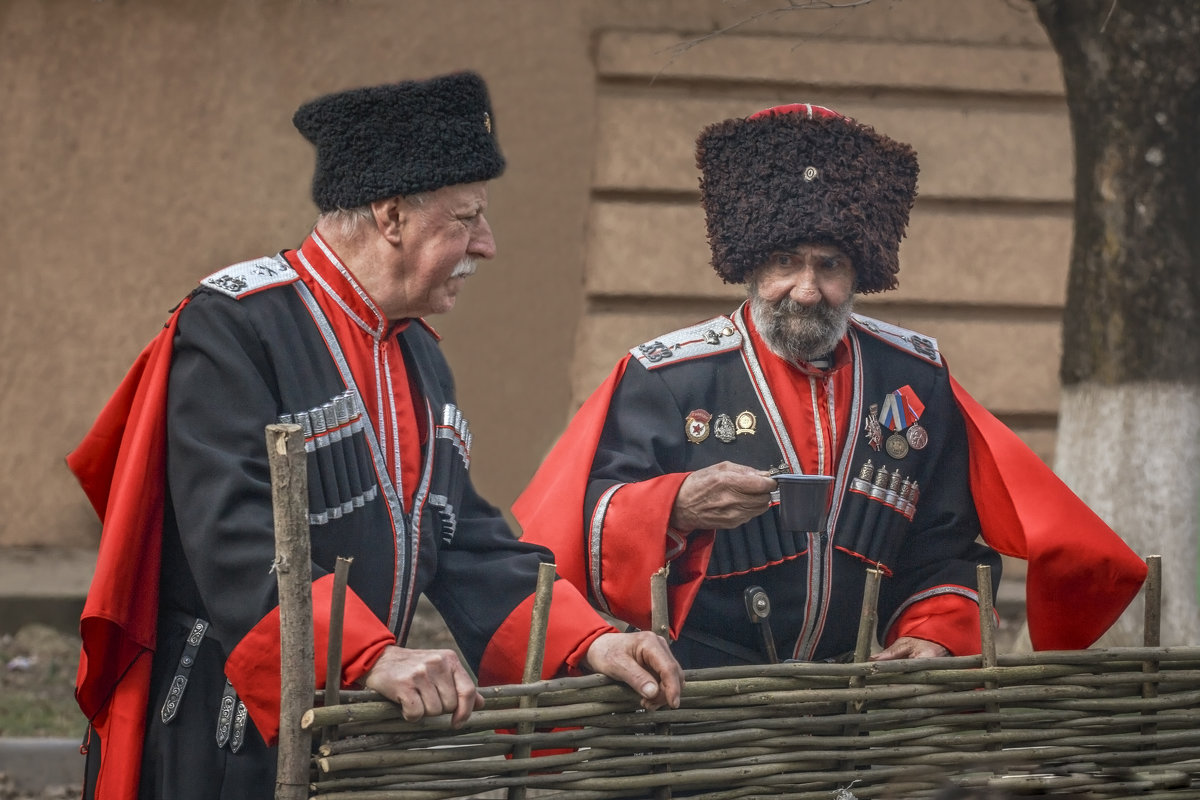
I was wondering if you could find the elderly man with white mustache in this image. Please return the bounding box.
[68,72,683,800]
[516,103,1146,673]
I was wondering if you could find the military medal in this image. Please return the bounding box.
[685,409,712,443]
[878,386,926,460]
[864,403,883,451]
[714,413,736,443]
[735,411,757,435]
[885,433,910,459]
[906,422,928,450]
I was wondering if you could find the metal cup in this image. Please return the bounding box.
[773,474,834,533]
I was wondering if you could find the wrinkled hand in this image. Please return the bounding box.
[869,636,949,661]
[669,462,777,532]
[364,645,484,727]
[583,631,685,710]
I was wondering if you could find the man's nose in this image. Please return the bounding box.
[788,267,821,306]
[470,216,497,260]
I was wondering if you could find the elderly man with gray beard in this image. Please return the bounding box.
[514,103,1146,670]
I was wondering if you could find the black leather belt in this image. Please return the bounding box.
[676,628,766,664]
[216,678,248,753]
[159,614,247,751]
[160,617,208,724]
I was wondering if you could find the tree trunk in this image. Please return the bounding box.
[1032,0,1200,645]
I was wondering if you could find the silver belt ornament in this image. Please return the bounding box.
[216,678,248,753]
[160,618,208,724]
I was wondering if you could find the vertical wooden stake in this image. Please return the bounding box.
[1141,555,1162,741]
[977,564,997,667]
[1143,554,1162,648]
[267,423,314,800]
[650,567,673,800]
[852,568,882,667]
[977,564,1001,746]
[521,561,556,686]
[650,566,670,640]
[841,567,881,773]
[321,556,354,750]
[508,561,556,800]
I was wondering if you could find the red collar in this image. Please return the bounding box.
[291,231,441,341]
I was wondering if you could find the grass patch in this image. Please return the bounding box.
[0,625,85,739]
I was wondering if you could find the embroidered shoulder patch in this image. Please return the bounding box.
[852,314,942,366]
[630,316,742,370]
[201,256,299,299]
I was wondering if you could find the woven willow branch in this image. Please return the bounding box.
[300,647,1200,799]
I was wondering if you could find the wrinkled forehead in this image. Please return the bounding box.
[413,181,490,212]
[770,240,855,262]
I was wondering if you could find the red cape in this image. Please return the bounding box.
[514,356,1147,652]
[67,303,188,800]
[948,376,1146,649]
[66,298,395,798]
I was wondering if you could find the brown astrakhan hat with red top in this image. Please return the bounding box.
[696,103,919,293]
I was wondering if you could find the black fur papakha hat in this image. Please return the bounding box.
[696,103,918,293]
[293,71,506,212]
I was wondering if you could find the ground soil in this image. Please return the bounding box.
[0,776,77,800]
[0,625,84,740]
[0,624,85,799]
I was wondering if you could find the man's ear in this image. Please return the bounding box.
[372,196,407,245]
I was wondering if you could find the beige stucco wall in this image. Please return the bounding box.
[1,0,1067,551]
[1,0,600,547]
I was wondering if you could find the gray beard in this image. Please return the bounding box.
[748,290,854,364]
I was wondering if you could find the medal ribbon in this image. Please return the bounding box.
[880,385,924,431]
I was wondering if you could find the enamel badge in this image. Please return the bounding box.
[735,411,757,435]
[685,409,712,444]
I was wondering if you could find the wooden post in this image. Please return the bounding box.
[1142,554,1162,648]
[1141,555,1163,741]
[852,568,882,668]
[650,566,670,640]
[841,567,881,773]
[847,568,880,711]
[649,568,674,800]
[267,423,315,800]
[977,564,1001,746]
[977,564,997,667]
[321,556,354,749]
[507,561,556,800]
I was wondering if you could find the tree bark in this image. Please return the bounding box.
[1032,0,1200,645]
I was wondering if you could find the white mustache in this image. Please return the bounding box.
[451,258,477,279]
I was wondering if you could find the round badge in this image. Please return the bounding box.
[885,433,910,459]
[906,423,929,450]
[685,409,712,444]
